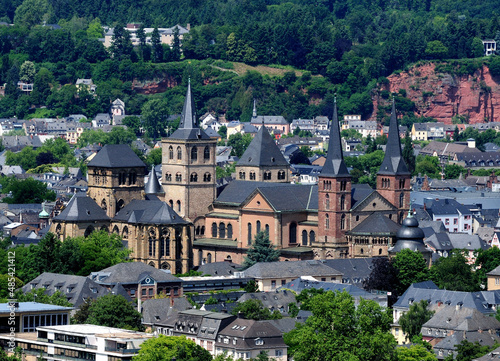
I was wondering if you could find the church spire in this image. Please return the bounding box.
[378,99,410,176]
[179,78,196,129]
[320,98,350,178]
[145,165,163,195]
[252,99,257,118]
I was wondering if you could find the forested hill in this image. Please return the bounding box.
[1,0,500,126]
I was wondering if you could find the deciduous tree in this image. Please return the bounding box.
[399,300,434,341]
[133,335,212,361]
[86,294,144,331]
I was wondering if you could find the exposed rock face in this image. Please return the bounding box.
[371,63,500,124]
[132,77,178,94]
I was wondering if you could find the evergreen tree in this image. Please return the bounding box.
[402,131,415,174]
[243,231,280,269]
[171,26,181,61]
[151,27,163,63]
[137,24,147,60]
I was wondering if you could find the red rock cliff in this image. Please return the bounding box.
[371,63,500,124]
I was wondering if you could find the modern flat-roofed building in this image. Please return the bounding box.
[0,302,72,333]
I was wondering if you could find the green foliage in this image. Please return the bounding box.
[13,288,72,307]
[141,99,170,140]
[227,133,253,158]
[475,247,500,288]
[396,344,437,361]
[174,270,203,277]
[243,279,259,293]
[341,129,362,140]
[284,291,395,361]
[0,347,23,361]
[231,299,282,320]
[415,155,440,179]
[85,294,144,331]
[0,176,56,204]
[430,250,479,291]
[402,132,415,175]
[363,257,400,307]
[243,231,280,269]
[144,148,162,167]
[454,340,497,361]
[216,163,236,180]
[489,56,500,77]
[133,334,212,361]
[71,298,95,324]
[0,274,23,299]
[392,249,429,294]
[444,164,466,179]
[77,128,137,147]
[399,300,434,341]
[425,41,448,60]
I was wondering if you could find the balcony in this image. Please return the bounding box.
[104,347,139,354]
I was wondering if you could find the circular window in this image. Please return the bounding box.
[372,202,376,207]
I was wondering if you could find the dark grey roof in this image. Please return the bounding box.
[426,198,472,217]
[425,233,453,251]
[53,193,109,222]
[90,262,180,284]
[378,101,410,176]
[114,199,187,225]
[351,184,374,208]
[257,184,318,211]
[145,165,163,194]
[433,331,500,358]
[320,101,350,178]
[474,346,500,361]
[22,272,109,307]
[321,258,375,285]
[393,281,500,315]
[87,144,146,168]
[349,212,400,235]
[244,260,342,279]
[237,126,288,167]
[169,81,210,140]
[196,261,241,276]
[448,233,489,251]
[142,297,192,325]
[423,306,500,331]
[237,290,296,316]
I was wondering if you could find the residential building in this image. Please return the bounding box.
[75,79,96,93]
[483,40,497,56]
[425,198,473,234]
[250,101,290,136]
[103,24,189,48]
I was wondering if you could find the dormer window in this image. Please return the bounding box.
[255,338,264,345]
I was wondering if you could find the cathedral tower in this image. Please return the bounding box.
[161,80,217,224]
[376,100,411,222]
[317,100,351,258]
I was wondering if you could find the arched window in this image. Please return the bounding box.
[116,199,125,212]
[360,248,364,255]
[191,146,197,162]
[309,231,315,244]
[379,248,383,255]
[175,173,182,182]
[227,224,233,239]
[256,220,261,234]
[278,170,285,180]
[122,226,128,239]
[118,172,126,185]
[84,225,94,237]
[325,214,330,229]
[399,179,405,189]
[204,173,211,182]
[247,223,252,245]
[149,238,156,257]
[190,173,198,182]
[340,194,345,210]
[176,200,181,212]
[112,225,119,234]
[249,171,256,180]
[399,192,405,208]
[212,222,217,238]
[163,237,170,257]
[290,222,297,244]
[177,146,182,160]
[169,146,174,159]
[169,200,173,208]
[204,146,210,160]
[207,253,212,263]
[340,180,347,191]
[165,173,172,181]
[219,223,226,238]
[201,226,205,235]
[326,194,330,209]
[341,214,346,230]
[265,224,269,235]
[101,199,107,212]
[264,171,272,180]
[302,230,308,246]
[239,171,245,180]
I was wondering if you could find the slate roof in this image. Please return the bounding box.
[448,233,489,251]
[321,258,375,285]
[22,272,109,307]
[90,262,180,285]
[53,193,110,222]
[114,199,186,225]
[217,318,286,350]
[426,198,472,217]
[141,297,192,325]
[196,261,241,276]
[237,125,288,167]
[87,144,146,168]
[348,212,400,235]
[244,260,342,279]
[487,265,500,276]
[474,346,500,361]
[423,306,500,332]
[393,281,500,315]
[378,101,410,176]
[169,81,211,140]
[433,331,500,358]
[237,290,296,316]
[320,100,350,178]
[425,233,453,251]
[145,165,163,194]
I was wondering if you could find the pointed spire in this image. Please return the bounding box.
[320,98,350,178]
[378,98,410,176]
[145,165,163,194]
[179,78,196,129]
[252,99,257,118]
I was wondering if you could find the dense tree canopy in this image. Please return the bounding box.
[284,290,396,361]
[85,294,144,331]
[231,299,282,320]
[399,300,434,341]
[392,249,429,295]
[133,335,212,361]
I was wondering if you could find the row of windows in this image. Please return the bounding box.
[245,221,314,246]
[148,237,171,257]
[165,172,212,183]
[212,222,234,239]
[325,214,346,230]
[118,172,137,185]
[168,146,211,162]
[324,194,347,210]
[22,314,68,332]
[322,180,347,191]
[238,170,286,180]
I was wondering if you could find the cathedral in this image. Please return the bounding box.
[50,80,411,270]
